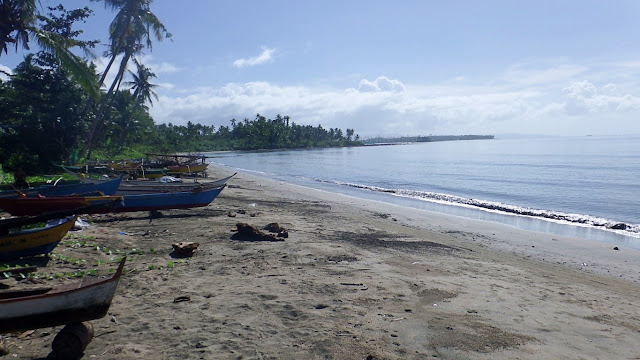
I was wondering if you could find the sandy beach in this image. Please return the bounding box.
[2,165,640,359]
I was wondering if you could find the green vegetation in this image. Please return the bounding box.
[152,114,361,152]
[0,1,362,177]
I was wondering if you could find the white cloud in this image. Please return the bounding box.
[562,80,640,115]
[503,62,587,86]
[91,54,178,94]
[151,78,537,137]
[233,47,275,68]
[0,64,11,81]
[357,76,405,92]
[156,82,175,90]
[139,55,180,74]
[150,60,640,137]
[92,55,125,89]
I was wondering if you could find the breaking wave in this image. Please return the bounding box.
[316,179,640,238]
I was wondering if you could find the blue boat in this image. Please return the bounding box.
[0,185,225,216]
[0,216,76,260]
[0,176,123,199]
[105,185,226,213]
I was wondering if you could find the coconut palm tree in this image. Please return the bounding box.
[126,58,158,105]
[99,0,170,94]
[83,0,170,158]
[0,0,99,99]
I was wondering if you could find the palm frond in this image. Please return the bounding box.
[31,28,100,101]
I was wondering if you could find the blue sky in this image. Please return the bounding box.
[2,0,640,137]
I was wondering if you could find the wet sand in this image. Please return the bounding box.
[2,165,640,359]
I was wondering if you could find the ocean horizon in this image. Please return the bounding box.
[206,134,640,249]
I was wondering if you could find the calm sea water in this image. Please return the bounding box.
[206,135,640,248]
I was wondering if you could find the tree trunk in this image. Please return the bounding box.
[98,54,117,88]
[81,52,132,159]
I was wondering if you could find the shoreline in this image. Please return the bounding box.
[3,165,640,359]
[207,153,640,244]
[209,164,640,282]
[212,161,640,248]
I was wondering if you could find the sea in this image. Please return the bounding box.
[205,135,640,250]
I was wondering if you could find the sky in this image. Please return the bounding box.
[2,0,640,138]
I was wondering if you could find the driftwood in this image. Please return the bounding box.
[51,322,94,360]
[171,242,200,257]
[231,223,284,242]
[263,222,289,238]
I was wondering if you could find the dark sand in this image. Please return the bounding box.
[2,166,640,359]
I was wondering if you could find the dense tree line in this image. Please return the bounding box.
[0,1,361,175]
[152,115,360,153]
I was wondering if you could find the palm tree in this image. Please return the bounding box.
[100,0,170,94]
[0,0,99,99]
[126,58,158,105]
[83,0,170,158]
[346,128,354,141]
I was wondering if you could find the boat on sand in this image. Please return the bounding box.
[0,257,126,334]
[0,185,226,216]
[0,215,77,260]
[116,173,236,195]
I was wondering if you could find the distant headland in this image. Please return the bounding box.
[362,135,494,145]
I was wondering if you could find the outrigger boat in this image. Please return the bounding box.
[0,195,123,216]
[0,185,225,216]
[146,153,212,177]
[0,257,126,334]
[0,215,77,260]
[107,160,168,179]
[105,185,226,213]
[0,176,123,199]
[116,173,236,195]
[60,162,168,180]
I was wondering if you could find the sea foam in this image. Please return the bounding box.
[317,179,640,238]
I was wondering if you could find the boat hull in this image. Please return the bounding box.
[102,185,225,213]
[0,176,122,199]
[0,196,122,216]
[116,173,235,195]
[0,186,224,216]
[0,258,125,333]
[167,163,209,174]
[0,216,76,260]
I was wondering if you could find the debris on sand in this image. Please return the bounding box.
[51,322,94,360]
[172,242,200,256]
[173,296,191,303]
[264,222,284,232]
[231,223,284,242]
[264,222,289,238]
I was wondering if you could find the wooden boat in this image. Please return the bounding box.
[146,153,211,176]
[116,173,236,195]
[0,185,224,216]
[0,257,126,334]
[103,184,226,213]
[0,215,77,260]
[0,195,123,216]
[167,163,209,175]
[0,176,123,199]
[60,163,168,180]
[135,167,168,179]
[0,179,83,192]
[58,164,113,175]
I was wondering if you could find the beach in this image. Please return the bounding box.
[3,165,640,359]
